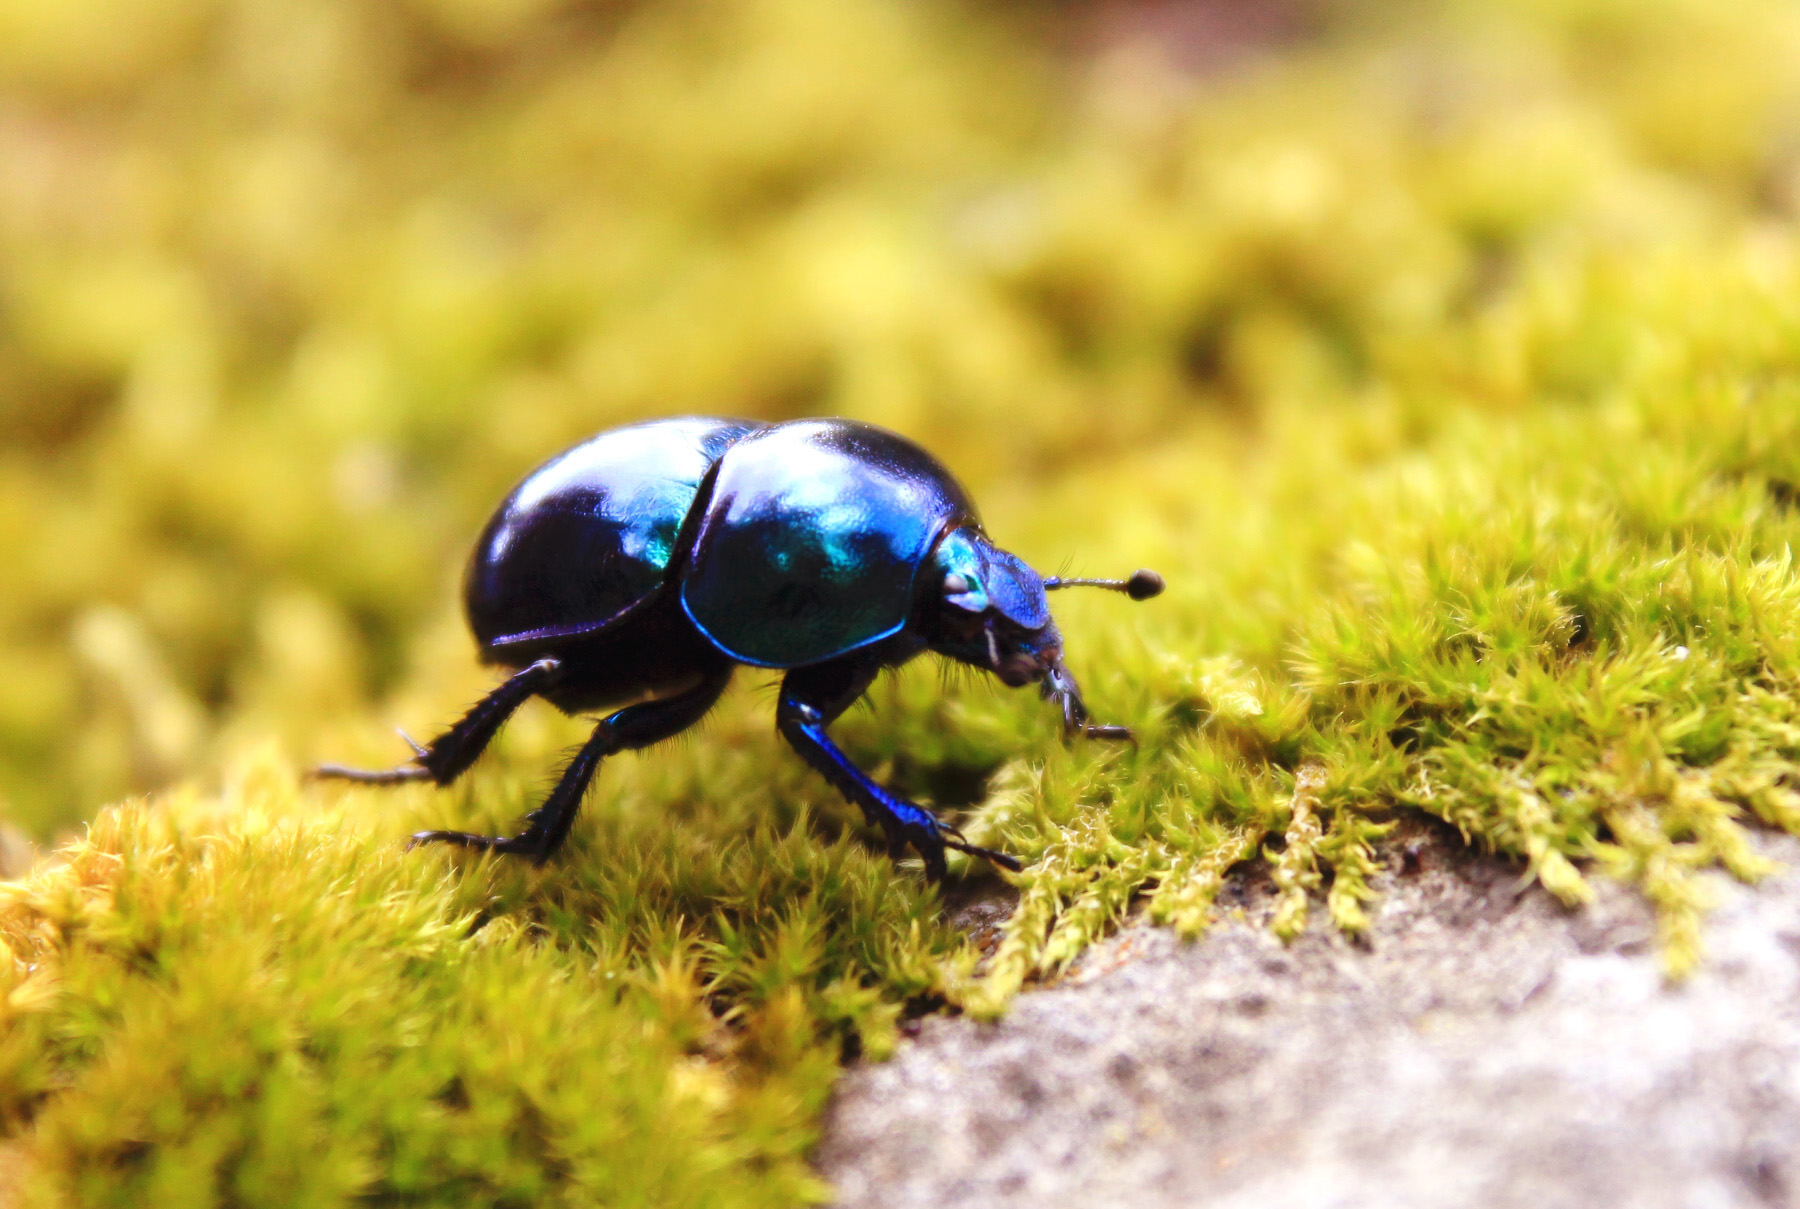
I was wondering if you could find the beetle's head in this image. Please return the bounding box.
[922,527,1061,688]
[921,526,1165,739]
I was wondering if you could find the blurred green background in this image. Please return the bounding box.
[5,0,1800,839]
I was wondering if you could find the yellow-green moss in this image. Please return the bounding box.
[12,0,1800,1203]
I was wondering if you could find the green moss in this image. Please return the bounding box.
[1,754,963,1205]
[12,0,1800,1202]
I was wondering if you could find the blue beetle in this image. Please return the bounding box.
[317,417,1161,880]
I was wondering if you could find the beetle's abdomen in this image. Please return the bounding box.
[466,417,759,659]
[681,419,977,667]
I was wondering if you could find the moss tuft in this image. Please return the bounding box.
[12,0,1800,1201]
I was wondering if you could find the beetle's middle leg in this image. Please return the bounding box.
[313,658,565,787]
[408,667,732,864]
[777,657,1021,881]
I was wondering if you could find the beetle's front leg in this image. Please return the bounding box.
[1042,656,1132,743]
[776,658,1020,880]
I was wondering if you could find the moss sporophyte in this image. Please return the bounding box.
[11,0,1800,1203]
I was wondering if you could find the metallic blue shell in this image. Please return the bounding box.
[465,416,760,657]
[933,527,1051,630]
[681,419,978,667]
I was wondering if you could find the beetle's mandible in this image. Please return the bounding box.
[315,417,1162,880]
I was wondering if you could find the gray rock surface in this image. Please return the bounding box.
[817,820,1800,1208]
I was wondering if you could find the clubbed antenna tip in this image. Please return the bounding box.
[1043,568,1165,601]
[1125,569,1165,600]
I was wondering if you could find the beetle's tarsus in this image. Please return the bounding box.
[406,828,550,861]
[313,762,433,784]
[941,833,1023,873]
[936,820,1024,874]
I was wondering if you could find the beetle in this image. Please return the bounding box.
[316,416,1162,880]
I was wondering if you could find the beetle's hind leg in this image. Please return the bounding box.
[313,658,564,787]
[408,668,732,864]
[776,658,1021,882]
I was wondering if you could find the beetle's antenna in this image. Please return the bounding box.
[1042,569,1165,601]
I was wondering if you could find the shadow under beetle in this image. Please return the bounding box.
[316,417,1162,880]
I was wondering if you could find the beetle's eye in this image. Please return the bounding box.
[942,573,971,595]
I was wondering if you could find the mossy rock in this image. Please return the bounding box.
[10,0,1800,1203]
